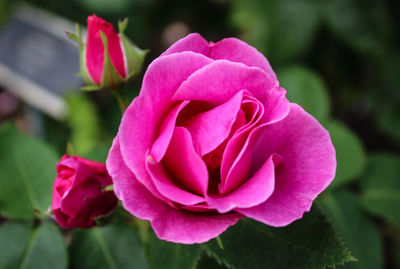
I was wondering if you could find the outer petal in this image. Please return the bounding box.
[161,33,210,57]
[119,52,213,197]
[161,34,278,82]
[85,15,126,84]
[173,60,289,125]
[236,104,336,226]
[210,38,277,81]
[106,137,242,244]
[207,154,281,213]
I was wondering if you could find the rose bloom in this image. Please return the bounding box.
[107,34,336,244]
[52,155,118,229]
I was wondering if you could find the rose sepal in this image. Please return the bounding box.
[118,18,149,81]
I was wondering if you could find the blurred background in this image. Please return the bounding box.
[0,0,399,268]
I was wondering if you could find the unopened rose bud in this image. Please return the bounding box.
[52,155,118,229]
[69,15,147,90]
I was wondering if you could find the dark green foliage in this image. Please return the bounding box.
[69,223,149,269]
[204,208,355,269]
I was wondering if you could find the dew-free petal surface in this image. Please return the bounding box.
[119,52,212,194]
[183,90,244,156]
[107,137,242,244]
[207,154,281,213]
[146,160,206,206]
[162,127,209,195]
[236,104,336,226]
[210,38,277,81]
[150,101,189,162]
[162,33,210,57]
[86,15,126,83]
[173,60,289,124]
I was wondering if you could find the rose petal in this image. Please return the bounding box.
[219,96,264,194]
[210,38,277,81]
[183,90,244,156]
[162,127,208,196]
[107,136,174,206]
[161,33,210,57]
[119,52,213,194]
[146,159,206,205]
[106,136,242,244]
[236,104,336,226]
[150,101,189,162]
[207,154,282,213]
[220,125,265,195]
[173,60,289,124]
[85,15,126,84]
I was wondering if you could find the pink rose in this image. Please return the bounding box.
[52,155,118,229]
[81,15,146,88]
[107,34,336,243]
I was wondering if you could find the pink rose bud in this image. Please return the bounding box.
[52,155,118,229]
[67,14,147,89]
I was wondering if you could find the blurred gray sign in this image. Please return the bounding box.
[0,4,83,119]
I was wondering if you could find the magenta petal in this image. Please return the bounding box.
[161,33,210,57]
[236,104,336,226]
[152,210,242,244]
[146,159,205,205]
[207,154,282,213]
[210,38,277,81]
[220,124,265,195]
[183,90,244,156]
[85,15,126,84]
[106,136,242,244]
[173,60,289,124]
[107,136,174,206]
[150,101,189,162]
[162,127,208,196]
[119,52,212,194]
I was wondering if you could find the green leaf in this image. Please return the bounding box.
[196,253,228,269]
[231,0,319,64]
[360,154,400,227]
[0,221,33,269]
[65,31,80,43]
[0,124,59,219]
[120,33,148,79]
[277,65,331,122]
[325,120,366,189]
[205,207,355,269]
[321,0,393,55]
[65,93,101,155]
[148,233,203,269]
[20,222,67,269]
[81,143,112,163]
[80,85,102,91]
[69,223,148,269]
[318,191,383,269]
[73,0,134,14]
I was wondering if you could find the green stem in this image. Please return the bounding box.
[216,236,224,250]
[115,88,128,113]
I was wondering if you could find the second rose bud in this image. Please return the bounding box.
[70,15,147,90]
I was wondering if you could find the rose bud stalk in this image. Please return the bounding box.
[52,155,118,229]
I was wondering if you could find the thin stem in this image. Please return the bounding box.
[111,87,128,113]
[116,88,128,113]
[216,236,224,250]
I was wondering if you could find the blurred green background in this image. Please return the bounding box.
[0,0,399,268]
